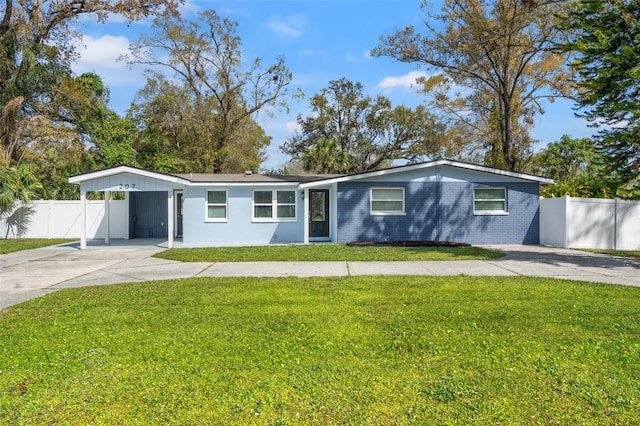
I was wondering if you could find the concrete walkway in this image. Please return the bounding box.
[1,243,639,310]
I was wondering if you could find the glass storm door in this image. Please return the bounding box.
[309,189,329,238]
[176,191,184,238]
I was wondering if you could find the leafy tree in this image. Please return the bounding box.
[126,10,293,173]
[302,138,347,174]
[18,120,95,199]
[0,0,181,167]
[562,0,640,196]
[532,135,612,197]
[282,78,449,174]
[0,164,43,237]
[372,0,571,171]
[16,72,134,198]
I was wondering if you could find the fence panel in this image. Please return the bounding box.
[539,197,567,248]
[1,200,128,239]
[541,196,640,250]
[617,199,640,250]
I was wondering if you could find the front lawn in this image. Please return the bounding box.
[0,238,75,254]
[1,276,639,424]
[155,243,504,262]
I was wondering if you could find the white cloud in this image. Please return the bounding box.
[345,50,372,62]
[285,121,301,133]
[377,70,428,90]
[266,14,306,38]
[73,34,131,73]
[178,0,202,17]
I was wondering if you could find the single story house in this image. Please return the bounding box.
[68,160,553,249]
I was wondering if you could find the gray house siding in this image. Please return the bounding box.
[337,181,540,244]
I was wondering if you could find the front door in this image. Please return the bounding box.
[309,189,330,238]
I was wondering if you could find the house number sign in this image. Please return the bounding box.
[119,183,137,190]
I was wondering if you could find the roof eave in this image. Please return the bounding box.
[301,159,554,187]
[68,166,191,185]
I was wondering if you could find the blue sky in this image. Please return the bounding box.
[72,0,592,170]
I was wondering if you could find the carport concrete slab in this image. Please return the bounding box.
[1,258,123,309]
[198,262,349,277]
[0,247,75,269]
[2,259,122,290]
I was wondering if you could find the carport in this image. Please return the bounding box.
[69,166,189,249]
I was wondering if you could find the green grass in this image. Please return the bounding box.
[580,248,640,260]
[0,238,75,254]
[155,243,505,262]
[1,276,639,424]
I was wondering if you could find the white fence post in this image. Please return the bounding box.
[564,195,571,248]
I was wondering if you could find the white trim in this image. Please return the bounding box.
[80,190,87,249]
[300,159,554,188]
[473,187,508,215]
[370,187,405,215]
[69,166,190,185]
[205,189,228,222]
[167,190,174,248]
[188,181,301,187]
[104,191,110,245]
[303,188,309,244]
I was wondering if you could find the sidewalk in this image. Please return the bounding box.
[2,244,639,310]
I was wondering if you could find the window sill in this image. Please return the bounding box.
[370,212,406,216]
[204,219,228,223]
[252,218,298,223]
[474,211,509,216]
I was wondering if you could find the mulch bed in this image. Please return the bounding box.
[347,240,470,247]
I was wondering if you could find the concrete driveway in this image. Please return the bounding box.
[1,243,639,310]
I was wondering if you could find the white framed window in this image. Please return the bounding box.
[205,190,227,221]
[474,187,508,215]
[253,190,297,221]
[370,187,405,215]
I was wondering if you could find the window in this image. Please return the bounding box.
[276,190,296,219]
[370,187,405,215]
[253,190,273,219]
[253,190,296,221]
[206,190,227,221]
[474,187,507,214]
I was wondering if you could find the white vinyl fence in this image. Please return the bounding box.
[540,196,640,250]
[4,197,639,250]
[1,200,128,239]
